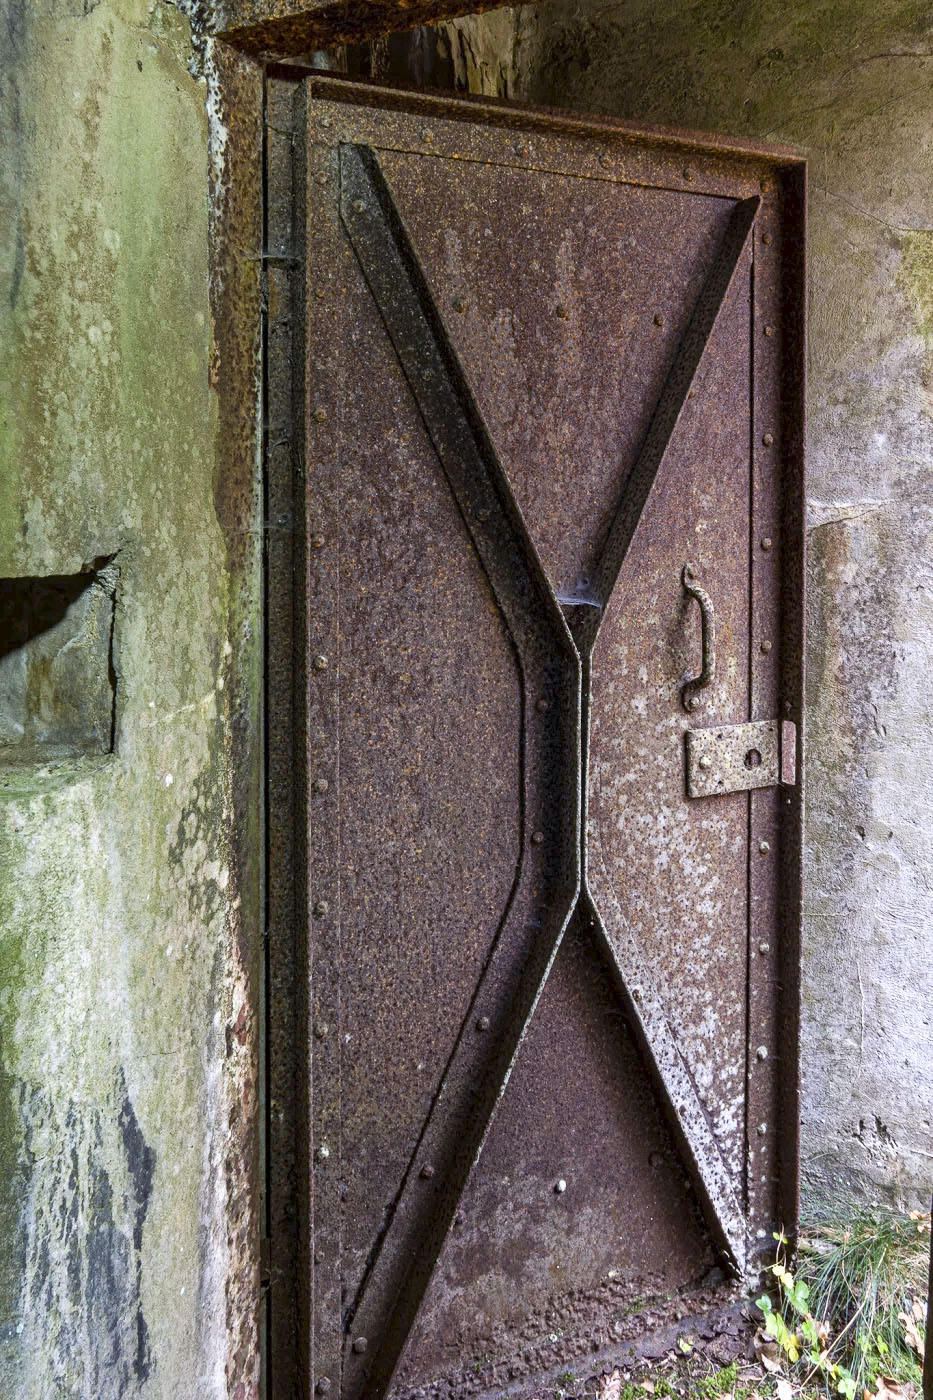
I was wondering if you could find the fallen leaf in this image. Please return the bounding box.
[753,1332,783,1375]
[899,1309,925,1358]
[641,1380,655,1394]
[777,1377,794,1400]
[867,1377,910,1400]
[598,1371,622,1400]
[908,1210,931,1234]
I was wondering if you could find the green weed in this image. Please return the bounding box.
[756,1205,929,1397]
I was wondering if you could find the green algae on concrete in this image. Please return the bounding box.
[898,230,933,370]
[0,0,254,1393]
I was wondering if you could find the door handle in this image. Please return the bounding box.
[681,562,716,712]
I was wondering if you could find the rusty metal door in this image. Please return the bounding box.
[270,75,805,1400]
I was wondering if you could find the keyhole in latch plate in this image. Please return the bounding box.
[744,748,762,770]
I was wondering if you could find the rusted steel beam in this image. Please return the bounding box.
[211,0,523,58]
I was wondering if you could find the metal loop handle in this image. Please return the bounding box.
[681,562,717,712]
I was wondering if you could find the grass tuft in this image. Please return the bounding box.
[785,1201,929,1392]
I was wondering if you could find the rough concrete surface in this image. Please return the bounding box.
[0,1,257,1394]
[2,0,932,1392]
[406,0,933,1209]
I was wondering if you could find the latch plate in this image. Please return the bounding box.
[686,719,797,798]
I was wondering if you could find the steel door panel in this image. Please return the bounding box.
[380,150,740,604]
[283,76,805,1400]
[334,346,524,1293]
[588,248,753,1185]
[398,925,715,1396]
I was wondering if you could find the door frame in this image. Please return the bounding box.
[206,22,806,1393]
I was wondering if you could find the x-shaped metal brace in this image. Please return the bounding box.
[332,143,760,1400]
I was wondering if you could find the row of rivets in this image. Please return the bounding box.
[445,298,769,346]
[753,418,774,1111]
[757,267,778,1118]
[306,372,335,1382]
[750,234,780,1223]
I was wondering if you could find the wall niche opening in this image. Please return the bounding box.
[0,557,118,762]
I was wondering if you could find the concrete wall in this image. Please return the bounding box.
[0,2,258,1395]
[404,0,933,1209]
[1,0,931,1393]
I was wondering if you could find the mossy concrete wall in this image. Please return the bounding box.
[0,2,258,1395]
[411,0,933,1208]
